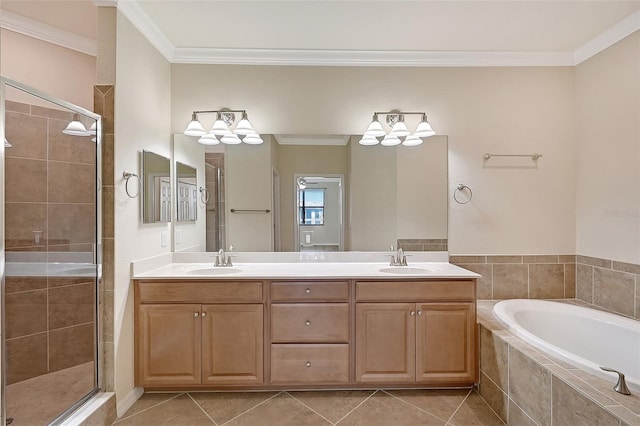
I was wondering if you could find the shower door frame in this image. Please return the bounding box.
[0,76,103,425]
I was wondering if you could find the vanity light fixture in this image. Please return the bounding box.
[361,110,435,146]
[183,108,262,145]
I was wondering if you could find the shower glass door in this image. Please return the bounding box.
[1,77,101,425]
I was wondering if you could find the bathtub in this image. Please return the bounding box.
[493,299,640,391]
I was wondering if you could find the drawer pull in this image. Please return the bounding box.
[305,288,311,294]
[410,310,416,316]
[306,361,311,368]
[417,310,423,316]
[202,312,207,317]
[305,320,311,327]
[194,312,199,317]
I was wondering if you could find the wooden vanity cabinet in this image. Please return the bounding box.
[135,281,264,387]
[269,281,350,385]
[355,280,476,386]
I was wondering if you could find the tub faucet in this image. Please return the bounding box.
[600,366,631,395]
[215,244,235,267]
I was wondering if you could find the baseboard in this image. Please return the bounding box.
[116,387,144,418]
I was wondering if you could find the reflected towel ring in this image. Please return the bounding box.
[453,183,472,204]
[199,187,210,204]
[123,171,141,199]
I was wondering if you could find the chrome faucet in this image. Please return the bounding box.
[386,245,408,266]
[215,244,235,267]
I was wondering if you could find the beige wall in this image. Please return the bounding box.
[575,31,640,265]
[0,29,96,110]
[171,65,576,255]
[113,11,172,411]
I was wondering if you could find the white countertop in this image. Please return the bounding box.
[132,261,480,280]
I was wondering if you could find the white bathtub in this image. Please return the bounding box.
[493,299,640,391]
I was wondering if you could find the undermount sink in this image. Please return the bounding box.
[187,267,242,275]
[378,267,434,275]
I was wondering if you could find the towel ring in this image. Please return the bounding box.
[123,171,141,199]
[453,183,472,204]
[199,187,210,204]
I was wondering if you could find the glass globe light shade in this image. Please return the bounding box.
[359,135,380,146]
[221,133,242,144]
[242,134,264,144]
[402,134,423,146]
[380,134,401,146]
[197,134,220,145]
[62,120,89,136]
[390,121,410,137]
[183,113,206,136]
[365,116,386,137]
[414,120,435,137]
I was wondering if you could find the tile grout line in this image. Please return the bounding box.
[113,393,184,423]
[509,398,540,426]
[380,389,451,424]
[219,391,283,426]
[442,388,472,425]
[284,391,335,425]
[332,389,379,425]
[186,392,218,425]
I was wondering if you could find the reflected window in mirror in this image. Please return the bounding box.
[142,150,171,223]
[299,188,325,225]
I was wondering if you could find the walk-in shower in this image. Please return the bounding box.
[0,77,101,425]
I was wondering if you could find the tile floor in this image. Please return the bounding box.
[113,389,505,425]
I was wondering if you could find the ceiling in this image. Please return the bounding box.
[1,0,640,66]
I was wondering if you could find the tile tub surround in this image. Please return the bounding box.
[398,238,448,252]
[450,255,577,301]
[575,255,640,320]
[477,300,640,426]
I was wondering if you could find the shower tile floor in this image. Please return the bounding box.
[113,389,504,425]
[6,362,95,425]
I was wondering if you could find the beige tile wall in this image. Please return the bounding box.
[450,255,576,300]
[397,238,448,252]
[576,255,640,319]
[477,308,638,426]
[94,85,115,392]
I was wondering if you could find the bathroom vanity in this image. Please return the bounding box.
[133,260,479,390]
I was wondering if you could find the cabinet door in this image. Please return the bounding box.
[416,302,476,385]
[201,304,264,385]
[355,303,415,383]
[137,304,201,386]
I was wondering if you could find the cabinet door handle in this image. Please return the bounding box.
[417,310,423,316]
[194,312,199,317]
[410,310,416,316]
[305,320,311,327]
[306,361,311,367]
[305,288,311,294]
[202,312,207,317]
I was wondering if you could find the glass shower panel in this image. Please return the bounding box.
[2,81,99,425]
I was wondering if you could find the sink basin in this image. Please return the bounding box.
[187,268,242,275]
[378,267,433,275]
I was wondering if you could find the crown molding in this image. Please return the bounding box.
[116,0,174,62]
[573,8,640,65]
[0,10,97,56]
[172,48,575,67]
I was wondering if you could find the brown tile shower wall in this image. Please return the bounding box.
[575,255,640,320]
[4,100,96,252]
[4,101,97,384]
[94,85,115,391]
[449,255,577,300]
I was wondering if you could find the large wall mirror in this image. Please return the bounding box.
[176,161,197,222]
[172,134,448,252]
[141,150,171,223]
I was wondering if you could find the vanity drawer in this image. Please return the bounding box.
[137,281,263,303]
[270,344,349,384]
[271,303,349,343]
[356,280,475,302]
[270,281,348,302]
